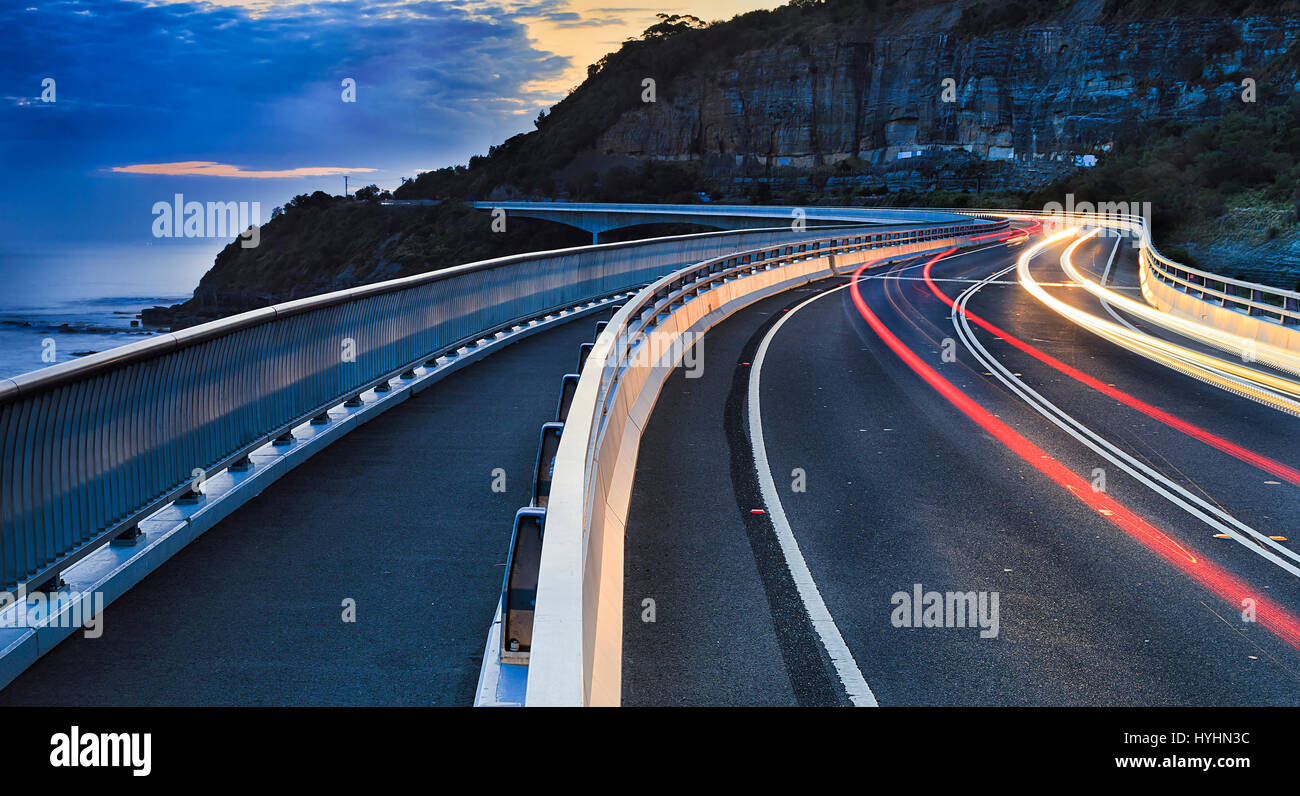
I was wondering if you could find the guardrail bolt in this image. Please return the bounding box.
[30,573,65,594]
[111,525,144,547]
[175,486,204,504]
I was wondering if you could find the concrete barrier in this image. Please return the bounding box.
[524,225,1003,705]
[1138,243,1300,358]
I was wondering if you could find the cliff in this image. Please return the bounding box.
[400,0,1300,200]
[155,0,1300,327]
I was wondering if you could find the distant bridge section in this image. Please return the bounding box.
[470,201,973,243]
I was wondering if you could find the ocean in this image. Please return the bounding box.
[0,240,218,381]
[0,296,187,380]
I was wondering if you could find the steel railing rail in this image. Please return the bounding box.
[0,215,995,596]
[1139,234,1300,325]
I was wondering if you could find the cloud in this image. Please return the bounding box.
[0,0,573,165]
[0,0,584,244]
[111,161,379,178]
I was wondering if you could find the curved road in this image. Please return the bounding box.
[6,223,1296,708]
[623,231,1300,706]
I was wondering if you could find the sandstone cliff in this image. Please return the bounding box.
[566,1,1300,193]
[158,0,1300,326]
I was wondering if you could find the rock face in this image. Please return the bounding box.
[158,2,1300,324]
[590,8,1300,190]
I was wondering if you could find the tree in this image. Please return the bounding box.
[641,13,707,41]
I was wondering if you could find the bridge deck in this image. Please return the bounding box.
[0,313,607,706]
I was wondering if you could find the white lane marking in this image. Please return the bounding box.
[749,280,878,707]
[953,259,1300,577]
[1094,234,1138,330]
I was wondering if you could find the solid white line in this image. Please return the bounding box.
[748,280,878,707]
[1094,234,1137,330]
[953,258,1300,577]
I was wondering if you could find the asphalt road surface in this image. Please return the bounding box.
[623,232,1300,706]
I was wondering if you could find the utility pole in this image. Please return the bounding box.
[344,175,349,199]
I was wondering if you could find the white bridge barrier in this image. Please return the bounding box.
[1136,228,1300,358]
[524,222,1005,705]
[500,206,1300,706]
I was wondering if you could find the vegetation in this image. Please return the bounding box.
[168,0,1300,322]
[1026,95,1300,280]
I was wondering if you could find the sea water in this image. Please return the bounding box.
[0,296,185,379]
[0,241,216,381]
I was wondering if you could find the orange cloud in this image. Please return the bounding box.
[111,161,378,178]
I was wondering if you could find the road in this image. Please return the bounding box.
[6,223,1296,708]
[0,311,609,706]
[622,231,1300,706]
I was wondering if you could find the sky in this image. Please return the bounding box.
[0,0,783,302]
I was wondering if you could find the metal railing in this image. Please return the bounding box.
[525,216,1008,705]
[589,225,1001,440]
[1140,238,1300,326]
[5,221,984,595]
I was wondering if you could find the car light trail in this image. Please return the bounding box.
[1017,230,1300,416]
[920,254,1300,488]
[851,254,1300,653]
[945,250,1300,576]
[1060,225,1300,379]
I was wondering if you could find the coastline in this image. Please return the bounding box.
[0,296,185,381]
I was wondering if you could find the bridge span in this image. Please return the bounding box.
[469,200,973,243]
[4,203,1299,707]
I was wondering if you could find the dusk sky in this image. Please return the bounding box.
[3,0,781,299]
